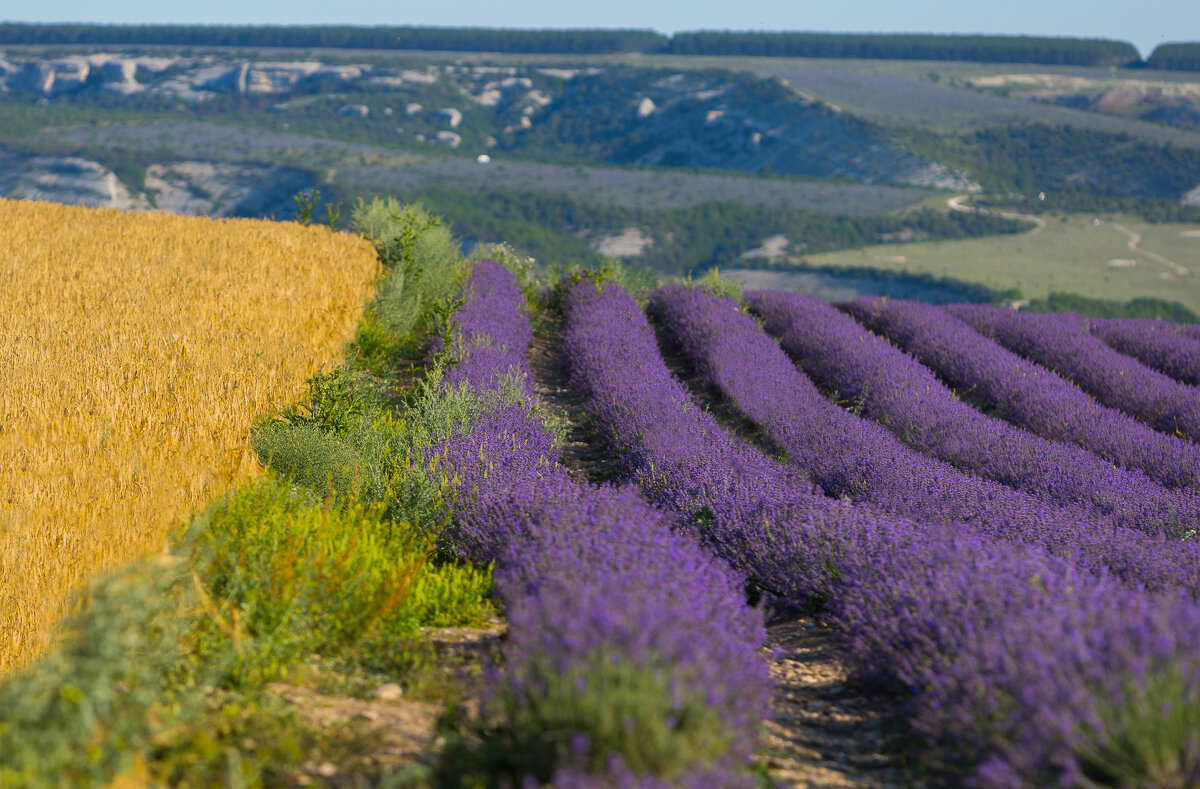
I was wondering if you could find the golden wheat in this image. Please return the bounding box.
[0,198,380,675]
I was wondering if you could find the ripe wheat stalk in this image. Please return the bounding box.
[0,198,380,675]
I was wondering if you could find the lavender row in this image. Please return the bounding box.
[562,278,853,603]
[432,260,769,786]
[948,304,1200,444]
[1089,317,1200,388]
[649,284,1200,591]
[440,259,534,394]
[562,279,1200,786]
[845,296,1200,506]
[746,289,1196,535]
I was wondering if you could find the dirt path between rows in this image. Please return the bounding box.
[527,317,628,483]
[527,314,911,788]
[764,617,910,788]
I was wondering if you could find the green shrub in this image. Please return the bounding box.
[284,367,365,436]
[351,199,465,370]
[186,481,430,683]
[1077,669,1200,789]
[439,657,732,786]
[406,562,495,629]
[254,367,533,531]
[253,422,376,502]
[548,260,661,309]
[697,267,744,301]
[0,560,207,788]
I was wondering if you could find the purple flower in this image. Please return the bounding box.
[948,304,1200,445]
[650,284,1200,592]
[843,295,1200,516]
[562,279,1200,786]
[430,261,771,783]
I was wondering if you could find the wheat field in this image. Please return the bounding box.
[0,199,380,674]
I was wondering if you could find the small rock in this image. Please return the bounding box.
[374,682,403,701]
[317,762,338,777]
[356,709,381,721]
[436,107,463,128]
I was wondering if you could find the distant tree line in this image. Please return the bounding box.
[975,192,1200,225]
[0,23,1146,66]
[1146,43,1200,71]
[0,24,668,55]
[409,186,1030,276]
[667,32,1140,66]
[1024,293,1199,323]
[739,261,1020,304]
[945,124,1200,201]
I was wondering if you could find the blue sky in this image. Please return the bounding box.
[5,1,1197,58]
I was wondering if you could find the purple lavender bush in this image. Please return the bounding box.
[844,295,1200,503]
[1089,317,1200,388]
[430,261,770,787]
[562,279,1200,786]
[438,258,535,395]
[649,283,1200,591]
[948,304,1200,443]
[746,289,1199,533]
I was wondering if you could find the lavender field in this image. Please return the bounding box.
[430,257,1200,787]
[12,213,1197,785]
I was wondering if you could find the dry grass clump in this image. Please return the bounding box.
[0,198,380,675]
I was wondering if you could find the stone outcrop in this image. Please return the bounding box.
[436,108,463,128]
[144,161,314,217]
[0,154,149,211]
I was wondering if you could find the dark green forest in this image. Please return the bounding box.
[667,32,1140,66]
[905,123,1200,201]
[974,192,1200,225]
[0,23,1152,67]
[1146,43,1200,71]
[1024,293,1200,322]
[0,24,667,54]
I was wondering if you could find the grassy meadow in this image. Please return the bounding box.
[0,199,380,675]
[797,210,1200,312]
